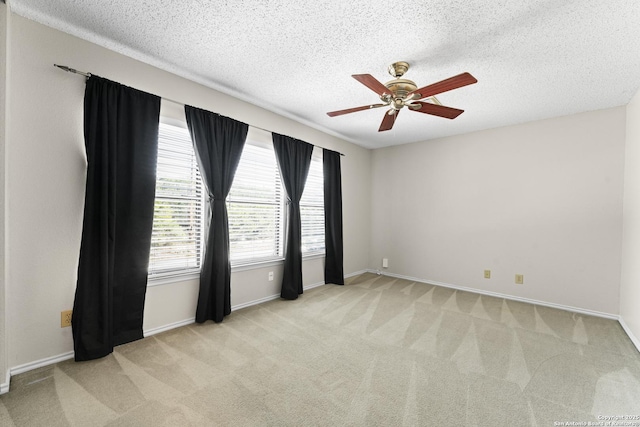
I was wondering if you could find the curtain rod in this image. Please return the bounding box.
[54,64,345,157]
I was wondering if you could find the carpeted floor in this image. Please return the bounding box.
[1,273,639,426]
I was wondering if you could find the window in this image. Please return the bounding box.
[148,122,204,276]
[149,122,325,276]
[300,151,325,255]
[227,129,285,264]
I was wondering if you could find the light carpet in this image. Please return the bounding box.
[1,273,639,426]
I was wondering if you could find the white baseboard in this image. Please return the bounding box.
[619,316,640,353]
[305,280,327,290]
[345,269,368,279]
[231,278,331,311]
[1,370,9,395]
[2,352,76,395]
[373,270,619,320]
[364,269,639,353]
[144,318,195,337]
[232,293,282,311]
[10,351,74,379]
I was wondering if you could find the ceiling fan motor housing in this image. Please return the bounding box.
[383,79,418,101]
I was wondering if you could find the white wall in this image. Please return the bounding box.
[371,108,626,315]
[621,90,640,346]
[0,1,9,392]
[5,14,371,370]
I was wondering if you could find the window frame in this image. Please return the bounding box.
[148,114,327,284]
[227,127,286,267]
[300,147,326,257]
[147,117,206,285]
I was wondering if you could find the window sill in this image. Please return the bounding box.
[302,252,325,261]
[147,271,200,287]
[231,258,285,272]
[231,252,325,272]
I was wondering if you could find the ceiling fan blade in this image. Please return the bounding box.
[352,74,393,97]
[408,72,477,100]
[411,101,464,119]
[327,103,386,117]
[378,109,399,132]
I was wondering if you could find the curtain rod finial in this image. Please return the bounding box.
[54,64,92,78]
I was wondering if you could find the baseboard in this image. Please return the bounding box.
[231,278,331,311]
[144,279,326,334]
[144,318,195,337]
[10,351,74,378]
[1,370,9,395]
[345,269,368,279]
[619,316,640,353]
[232,293,282,311]
[375,271,619,320]
[305,280,327,290]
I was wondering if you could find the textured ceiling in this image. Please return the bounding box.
[9,0,640,149]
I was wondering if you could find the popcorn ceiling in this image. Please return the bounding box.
[10,0,640,148]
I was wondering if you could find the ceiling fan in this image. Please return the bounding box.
[327,61,477,132]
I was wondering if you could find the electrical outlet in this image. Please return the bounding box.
[515,274,524,285]
[382,258,389,268]
[268,271,274,281]
[484,270,491,279]
[61,310,72,328]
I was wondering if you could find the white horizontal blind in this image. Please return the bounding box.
[300,153,325,254]
[227,140,284,263]
[149,123,204,276]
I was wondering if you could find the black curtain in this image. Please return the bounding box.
[323,150,344,285]
[185,105,248,323]
[272,133,314,300]
[73,76,160,361]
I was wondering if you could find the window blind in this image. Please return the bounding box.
[149,123,204,276]
[228,142,284,263]
[300,153,325,254]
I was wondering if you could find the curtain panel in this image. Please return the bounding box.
[272,133,314,300]
[323,149,344,285]
[73,76,160,361]
[185,105,248,323]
